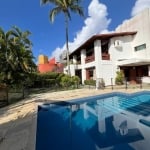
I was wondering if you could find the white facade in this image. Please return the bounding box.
[116,8,150,64]
[64,8,150,86]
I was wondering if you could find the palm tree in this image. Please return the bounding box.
[0,27,14,85]
[11,26,36,73]
[0,27,15,103]
[41,0,84,75]
[0,26,36,102]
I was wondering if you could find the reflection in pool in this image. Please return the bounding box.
[36,91,150,150]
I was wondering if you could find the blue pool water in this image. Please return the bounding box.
[36,91,150,150]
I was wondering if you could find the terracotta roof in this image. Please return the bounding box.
[38,57,64,73]
[69,31,137,57]
[49,57,56,64]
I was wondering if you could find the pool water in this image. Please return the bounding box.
[36,91,150,150]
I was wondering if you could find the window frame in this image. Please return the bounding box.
[134,43,146,51]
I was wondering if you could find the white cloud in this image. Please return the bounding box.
[50,46,64,59]
[51,0,111,61]
[131,0,150,16]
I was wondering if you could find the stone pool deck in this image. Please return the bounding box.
[0,88,145,150]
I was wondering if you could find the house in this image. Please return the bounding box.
[64,8,150,86]
[38,55,64,73]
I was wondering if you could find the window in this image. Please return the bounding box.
[134,44,146,51]
[89,70,93,78]
[86,68,95,80]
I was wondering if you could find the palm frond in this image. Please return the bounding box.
[49,7,62,22]
[40,0,56,5]
[70,5,84,17]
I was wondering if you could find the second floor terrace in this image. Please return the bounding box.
[85,53,110,64]
[68,32,137,66]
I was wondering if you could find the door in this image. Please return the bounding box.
[129,68,136,84]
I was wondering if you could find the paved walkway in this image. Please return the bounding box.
[0,88,144,150]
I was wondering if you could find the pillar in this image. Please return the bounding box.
[81,49,86,84]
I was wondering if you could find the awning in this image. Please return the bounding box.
[117,58,150,66]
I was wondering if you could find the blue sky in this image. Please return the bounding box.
[0,0,150,62]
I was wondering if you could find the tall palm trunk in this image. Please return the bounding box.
[41,0,84,76]
[65,14,70,76]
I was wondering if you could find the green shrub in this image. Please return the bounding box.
[72,76,80,88]
[55,73,65,86]
[84,79,96,86]
[60,75,72,88]
[29,72,65,88]
[44,79,56,87]
[115,70,125,85]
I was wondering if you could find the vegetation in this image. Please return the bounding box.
[0,26,36,103]
[41,0,84,75]
[84,79,96,86]
[72,75,80,88]
[29,72,80,90]
[60,75,72,89]
[0,24,82,106]
[115,70,125,85]
[30,72,65,88]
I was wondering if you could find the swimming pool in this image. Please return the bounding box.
[36,91,150,150]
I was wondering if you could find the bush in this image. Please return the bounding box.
[115,70,125,85]
[44,79,56,87]
[60,75,72,88]
[72,76,80,88]
[30,72,65,88]
[84,79,96,86]
[55,73,65,86]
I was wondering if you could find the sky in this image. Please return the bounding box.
[0,0,150,63]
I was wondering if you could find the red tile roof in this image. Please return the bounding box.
[38,57,64,73]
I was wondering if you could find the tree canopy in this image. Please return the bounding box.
[0,26,36,87]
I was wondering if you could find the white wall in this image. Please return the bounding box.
[101,62,114,85]
[109,35,134,63]
[70,65,75,76]
[116,8,150,59]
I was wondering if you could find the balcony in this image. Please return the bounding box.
[85,55,95,63]
[102,53,110,60]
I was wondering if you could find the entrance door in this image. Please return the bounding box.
[129,68,136,84]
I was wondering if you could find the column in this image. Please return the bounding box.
[94,40,102,89]
[70,65,75,76]
[81,49,86,84]
[148,66,150,76]
[81,49,86,65]
[82,69,86,84]
[73,55,77,64]
[94,40,102,78]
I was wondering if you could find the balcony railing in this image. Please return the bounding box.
[85,55,95,63]
[102,53,110,60]
[84,53,110,63]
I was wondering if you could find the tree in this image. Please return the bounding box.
[0,27,14,85]
[0,26,36,101]
[10,26,36,74]
[41,0,84,75]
